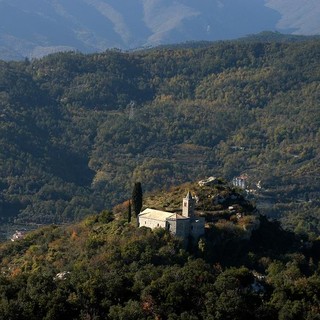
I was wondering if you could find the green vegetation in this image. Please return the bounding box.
[0,184,319,320]
[132,182,143,218]
[0,39,319,238]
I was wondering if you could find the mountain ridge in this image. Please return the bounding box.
[1,0,320,60]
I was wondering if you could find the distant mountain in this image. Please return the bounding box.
[0,0,319,60]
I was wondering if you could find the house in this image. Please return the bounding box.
[232,174,248,189]
[138,192,205,243]
[11,230,26,241]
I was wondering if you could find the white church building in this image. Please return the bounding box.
[138,192,205,242]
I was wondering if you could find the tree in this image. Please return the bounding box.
[128,200,132,223]
[132,182,142,217]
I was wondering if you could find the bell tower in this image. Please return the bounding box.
[182,191,195,218]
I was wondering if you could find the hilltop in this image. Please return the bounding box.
[0,181,319,319]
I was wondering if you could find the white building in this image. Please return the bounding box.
[11,230,26,241]
[232,175,248,189]
[138,192,205,242]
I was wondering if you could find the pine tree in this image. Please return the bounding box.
[132,182,142,217]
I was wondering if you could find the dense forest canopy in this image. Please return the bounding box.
[0,37,319,237]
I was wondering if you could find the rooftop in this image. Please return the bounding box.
[139,208,188,221]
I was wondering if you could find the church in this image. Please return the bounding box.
[138,191,205,242]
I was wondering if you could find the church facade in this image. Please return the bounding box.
[138,192,205,242]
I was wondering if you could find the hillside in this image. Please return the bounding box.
[1,0,320,60]
[0,39,319,238]
[0,185,319,319]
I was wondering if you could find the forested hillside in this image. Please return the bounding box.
[0,192,319,319]
[0,38,319,237]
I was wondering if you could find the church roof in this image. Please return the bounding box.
[166,213,188,220]
[139,208,189,222]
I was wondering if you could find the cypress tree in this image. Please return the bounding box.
[128,200,132,223]
[132,182,142,217]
